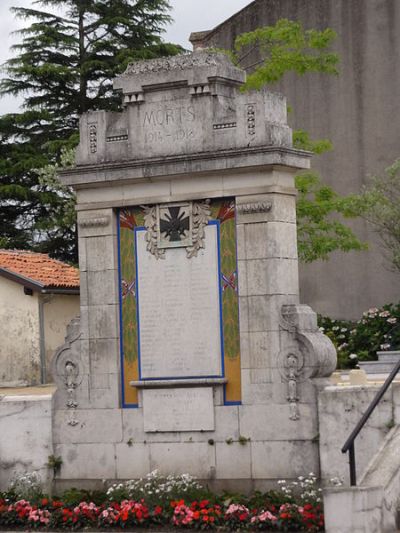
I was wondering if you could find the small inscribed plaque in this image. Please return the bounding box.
[136,223,222,379]
[143,387,215,432]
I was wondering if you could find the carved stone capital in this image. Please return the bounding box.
[79,216,110,228]
[236,202,272,215]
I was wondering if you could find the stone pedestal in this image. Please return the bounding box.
[53,51,336,489]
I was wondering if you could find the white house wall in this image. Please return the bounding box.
[43,294,80,382]
[0,277,41,385]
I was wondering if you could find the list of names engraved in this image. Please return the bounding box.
[136,225,222,379]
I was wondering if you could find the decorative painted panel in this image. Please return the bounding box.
[118,198,241,407]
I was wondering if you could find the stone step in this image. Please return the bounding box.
[360,425,400,487]
[358,360,399,374]
[377,350,400,363]
[324,426,400,532]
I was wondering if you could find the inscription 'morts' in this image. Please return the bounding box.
[143,105,195,127]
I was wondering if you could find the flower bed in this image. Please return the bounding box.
[0,471,324,531]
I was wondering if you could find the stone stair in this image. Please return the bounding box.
[358,351,400,374]
[324,425,400,532]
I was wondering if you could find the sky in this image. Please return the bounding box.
[0,0,252,115]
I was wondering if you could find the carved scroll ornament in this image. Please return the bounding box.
[278,304,337,421]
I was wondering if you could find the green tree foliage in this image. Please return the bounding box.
[234,19,339,91]
[359,160,400,272]
[296,173,367,263]
[0,0,181,261]
[233,19,366,263]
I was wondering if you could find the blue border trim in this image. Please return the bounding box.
[118,210,139,409]
[135,221,225,382]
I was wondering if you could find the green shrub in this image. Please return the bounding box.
[318,303,400,368]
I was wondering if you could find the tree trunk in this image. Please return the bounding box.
[78,2,87,114]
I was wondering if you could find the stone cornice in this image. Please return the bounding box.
[60,145,311,189]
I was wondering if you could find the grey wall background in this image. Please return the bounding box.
[197,0,400,320]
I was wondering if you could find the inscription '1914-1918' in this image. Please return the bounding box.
[142,105,196,145]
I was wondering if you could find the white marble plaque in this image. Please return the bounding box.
[143,387,215,432]
[136,224,222,379]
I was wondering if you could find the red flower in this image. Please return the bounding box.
[154,505,162,516]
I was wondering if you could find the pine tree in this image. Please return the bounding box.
[0,0,181,262]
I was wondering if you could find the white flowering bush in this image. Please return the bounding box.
[318,303,400,368]
[106,470,206,506]
[8,471,44,502]
[276,473,322,505]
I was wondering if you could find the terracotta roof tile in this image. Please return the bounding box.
[0,250,80,289]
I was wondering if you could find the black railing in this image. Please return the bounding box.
[341,358,400,486]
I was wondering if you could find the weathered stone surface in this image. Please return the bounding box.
[0,395,53,491]
[85,235,117,272]
[77,208,116,238]
[251,440,319,479]
[87,270,118,306]
[245,221,297,260]
[323,486,384,533]
[246,258,299,296]
[241,371,273,405]
[239,404,318,441]
[53,409,122,444]
[246,295,291,332]
[215,442,251,479]
[318,386,393,484]
[148,442,215,479]
[55,443,116,479]
[90,338,120,375]
[115,443,151,479]
[73,52,294,165]
[88,304,119,340]
[142,388,215,432]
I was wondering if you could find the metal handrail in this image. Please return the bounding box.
[341,358,400,486]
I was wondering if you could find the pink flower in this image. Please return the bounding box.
[258,510,277,522]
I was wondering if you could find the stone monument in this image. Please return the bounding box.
[53,51,336,490]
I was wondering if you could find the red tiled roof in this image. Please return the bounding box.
[0,250,79,289]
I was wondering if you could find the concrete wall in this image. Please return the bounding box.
[318,383,400,485]
[43,294,80,382]
[0,277,41,385]
[199,0,400,320]
[0,393,53,491]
